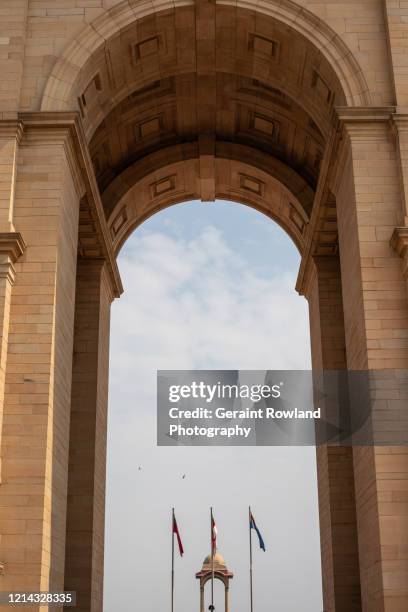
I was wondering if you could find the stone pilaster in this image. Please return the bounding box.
[305,256,362,612]
[336,109,408,612]
[64,259,113,612]
[0,126,82,602]
[225,585,229,612]
[0,115,120,607]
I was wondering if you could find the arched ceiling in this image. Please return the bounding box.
[77,5,344,138]
[91,72,324,215]
[109,156,310,255]
[68,3,349,246]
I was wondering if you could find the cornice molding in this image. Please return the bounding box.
[336,107,408,140]
[0,232,26,286]
[18,112,86,200]
[336,106,396,123]
[391,227,408,280]
[0,120,24,143]
[0,232,26,262]
[393,114,408,131]
[391,227,408,257]
[336,106,396,141]
[0,262,16,286]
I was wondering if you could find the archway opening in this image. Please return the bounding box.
[205,578,227,612]
[104,199,322,612]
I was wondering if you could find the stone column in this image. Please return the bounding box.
[305,256,361,612]
[224,584,229,612]
[336,109,408,612]
[200,584,204,612]
[0,124,83,603]
[63,259,113,612]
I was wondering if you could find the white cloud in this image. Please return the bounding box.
[104,222,321,612]
[110,226,310,390]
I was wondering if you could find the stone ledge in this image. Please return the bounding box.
[390,227,408,258]
[0,232,26,262]
[391,227,408,280]
[0,120,24,142]
[336,106,396,124]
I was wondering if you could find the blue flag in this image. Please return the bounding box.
[250,511,266,551]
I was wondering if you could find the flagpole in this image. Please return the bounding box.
[249,506,254,612]
[171,508,175,612]
[211,507,214,611]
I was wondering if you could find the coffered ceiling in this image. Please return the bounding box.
[70,3,345,236]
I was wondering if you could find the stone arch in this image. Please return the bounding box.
[201,572,229,589]
[101,142,314,220]
[38,0,369,258]
[107,153,309,255]
[41,0,371,115]
[48,7,365,607]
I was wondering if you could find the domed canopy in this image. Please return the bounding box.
[202,553,226,568]
[196,552,234,581]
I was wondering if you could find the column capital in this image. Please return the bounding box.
[391,227,408,256]
[0,232,26,262]
[20,112,87,201]
[336,105,408,141]
[336,106,396,123]
[392,113,408,132]
[390,227,408,278]
[0,233,26,285]
[0,120,24,143]
[336,106,395,139]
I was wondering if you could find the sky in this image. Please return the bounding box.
[103,200,323,612]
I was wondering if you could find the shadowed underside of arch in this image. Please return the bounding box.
[107,148,310,255]
[40,0,370,258]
